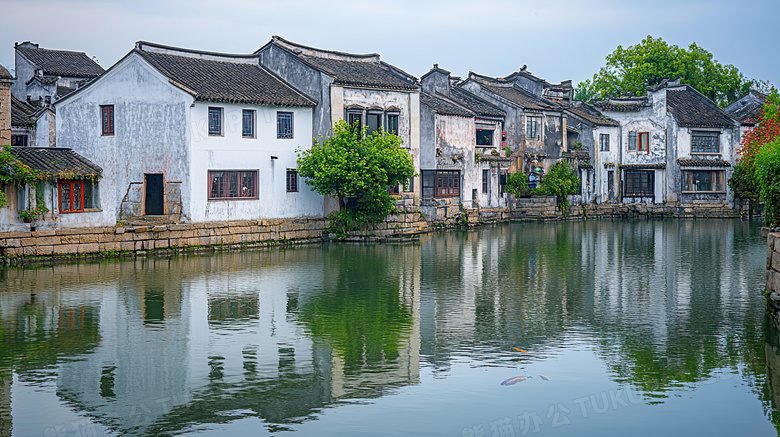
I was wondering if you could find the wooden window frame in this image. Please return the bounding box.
[101,105,114,136]
[242,109,256,138]
[208,170,258,200]
[482,169,489,194]
[682,170,726,193]
[286,169,299,193]
[386,113,399,136]
[526,116,541,140]
[208,107,223,137]
[599,133,609,152]
[59,180,85,213]
[623,170,654,197]
[435,170,460,198]
[638,132,649,152]
[691,131,720,154]
[277,112,294,139]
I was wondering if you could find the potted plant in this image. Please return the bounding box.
[19,207,45,223]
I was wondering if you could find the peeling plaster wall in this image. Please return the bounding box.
[435,114,475,203]
[188,102,322,221]
[57,54,191,226]
[461,82,524,156]
[36,109,55,147]
[592,126,620,203]
[10,53,35,100]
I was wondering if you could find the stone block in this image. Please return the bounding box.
[773,252,780,273]
[133,232,152,241]
[152,225,167,232]
[5,238,20,248]
[181,230,197,238]
[61,235,80,244]
[36,245,54,256]
[53,244,77,255]
[20,238,38,247]
[120,241,135,251]
[115,227,126,234]
[80,234,100,243]
[155,240,170,249]
[103,242,121,252]
[31,230,56,237]
[22,246,36,256]
[78,243,100,254]
[230,226,250,234]
[37,236,62,246]
[4,247,22,257]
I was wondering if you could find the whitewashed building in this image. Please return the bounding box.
[56,41,322,225]
[256,36,421,211]
[594,79,741,206]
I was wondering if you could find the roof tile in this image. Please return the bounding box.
[11,147,102,177]
[16,45,104,78]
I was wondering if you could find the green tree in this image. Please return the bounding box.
[297,120,415,228]
[755,139,780,227]
[578,36,759,106]
[531,161,580,214]
[504,171,529,196]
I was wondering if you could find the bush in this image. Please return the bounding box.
[728,160,759,201]
[531,161,580,214]
[755,139,780,227]
[505,172,529,196]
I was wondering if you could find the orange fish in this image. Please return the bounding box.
[501,376,532,386]
[513,348,529,353]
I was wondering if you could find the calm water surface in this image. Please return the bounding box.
[0,219,778,436]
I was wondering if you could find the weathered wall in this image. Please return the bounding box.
[57,54,192,226]
[0,217,325,264]
[592,126,621,203]
[0,78,10,145]
[10,51,35,100]
[188,101,322,222]
[36,108,55,147]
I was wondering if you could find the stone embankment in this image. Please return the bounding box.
[767,231,780,326]
[0,197,739,264]
[0,218,325,265]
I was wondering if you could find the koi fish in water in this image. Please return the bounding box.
[500,376,532,386]
[513,348,529,353]
[538,375,550,381]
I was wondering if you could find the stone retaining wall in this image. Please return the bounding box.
[767,232,780,327]
[0,217,325,265]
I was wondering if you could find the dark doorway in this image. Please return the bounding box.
[145,174,164,215]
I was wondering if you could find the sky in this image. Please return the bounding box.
[1,0,778,92]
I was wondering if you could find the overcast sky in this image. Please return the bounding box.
[2,0,777,91]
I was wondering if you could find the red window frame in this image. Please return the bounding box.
[101,105,114,136]
[638,132,649,152]
[208,170,258,200]
[59,180,85,213]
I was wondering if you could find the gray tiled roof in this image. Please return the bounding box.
[677,158,731,167]
[450,87,505,118]
[481,84,559,111]
[0,65,11,80]
[137,49,316,107]
[16,45,104,78]
[724,92,766,125]
[621,163,666,169]
[421,93,474,118]
[666,86,735,128]
[594,102,644,112]
[298,55,418,90]
[11,96,37,128]
[564,102,619,127]
[11,147,102,177]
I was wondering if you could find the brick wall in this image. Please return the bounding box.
[0,80,11,145]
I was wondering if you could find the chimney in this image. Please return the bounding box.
[0,64,12,145]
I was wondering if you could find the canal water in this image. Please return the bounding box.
[0,219,778,436]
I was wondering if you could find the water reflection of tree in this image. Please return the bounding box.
[296,244,414,374]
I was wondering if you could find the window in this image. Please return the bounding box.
[286,169,299,192]
[691,131,720,154]
[277,112,293,139]
[526,116,541,140]
[435,170,460,197]
[347,111,362,132]
[623,170,654,197]
[83,180,99,209]
[599,133,610,151]
[482,169,489,194]
[682,170,725,193]
[242,109,255,138]
[59,180,85,212]
[386,113,399,135]
[477,129,494,146]
[208,107,223,136]
[208,171,257,200]
[628,132,649,152]
[11,135,28,147]
[367,112,381,135]
[101,105,114,136]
